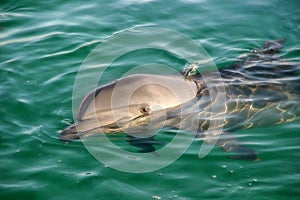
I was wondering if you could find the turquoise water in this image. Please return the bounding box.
[1,0,300,199]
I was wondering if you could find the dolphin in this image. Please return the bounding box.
[61,39,300,160]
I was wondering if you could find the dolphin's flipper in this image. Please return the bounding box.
[126,135,165,153]
[216,132,258,160]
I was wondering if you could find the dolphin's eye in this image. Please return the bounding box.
[140,107,148,113]
[139,103,150,114]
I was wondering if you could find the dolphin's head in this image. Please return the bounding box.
[61,74,197,140]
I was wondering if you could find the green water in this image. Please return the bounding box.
[1,0,300,199]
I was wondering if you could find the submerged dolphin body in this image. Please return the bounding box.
[61,39,300,160]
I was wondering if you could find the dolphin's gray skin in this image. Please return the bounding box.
[61,74,198,139]
[61,39,300,160]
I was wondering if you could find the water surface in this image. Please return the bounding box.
[1,0,300,199]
